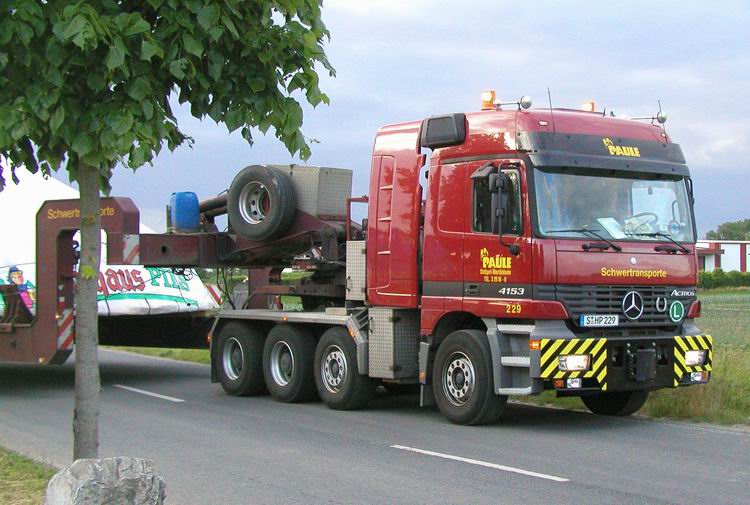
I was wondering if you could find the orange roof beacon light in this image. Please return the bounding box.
[481,90,497,110]
[582,101,596,112]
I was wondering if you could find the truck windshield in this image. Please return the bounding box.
[533,167,695,243]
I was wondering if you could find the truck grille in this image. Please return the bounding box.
[534,285,696,329]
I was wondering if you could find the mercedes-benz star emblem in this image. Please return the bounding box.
[622,291,644,320]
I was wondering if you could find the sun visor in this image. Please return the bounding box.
[517,131,689,176]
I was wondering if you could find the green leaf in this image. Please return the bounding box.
[127,77,151,101]
[72,133,95,157]
[182,33,204,57]
[197,4,221,31]
[125,18,150,36]
[249,78,265,93]
[141,101,154,120]
[50,107,65,133]
[106,112,134,136]
[81,265,96,280]
[169,59,187,79]
[105,45,125,70]
[140,39,164,61]
[224,108,244,132]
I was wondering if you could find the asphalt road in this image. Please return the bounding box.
[1,350,748,505]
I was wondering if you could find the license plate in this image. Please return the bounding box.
[579,314,619,327]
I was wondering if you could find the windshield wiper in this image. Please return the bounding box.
[626,231,690,254]
[547,228,622,252]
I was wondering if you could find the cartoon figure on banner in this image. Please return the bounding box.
[7,266,36,312]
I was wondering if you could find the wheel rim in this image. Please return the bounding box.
[222,337,244,381]
[321,345,347,394]
[270,340,294,386]
[238,181,271,225]
[442,351,475,406]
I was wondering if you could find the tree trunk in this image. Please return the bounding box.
[73,163,101,460]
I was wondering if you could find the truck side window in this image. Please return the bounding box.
[472,169,521,234]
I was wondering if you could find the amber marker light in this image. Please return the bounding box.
[529,339,541,351]
[581,101,596,112]
[481,90,497,110]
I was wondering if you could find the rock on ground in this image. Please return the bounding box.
[45,457,166,505]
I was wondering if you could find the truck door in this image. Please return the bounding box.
[462,160,533,316]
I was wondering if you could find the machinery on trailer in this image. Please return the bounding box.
[6,92,712,425]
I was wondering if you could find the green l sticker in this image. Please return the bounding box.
[669,301,685,322]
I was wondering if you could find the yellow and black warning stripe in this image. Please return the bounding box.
[539,338,608,391]
[673,335,713,386]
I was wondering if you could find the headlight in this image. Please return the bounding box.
[558,354,591,372]
[684,349,707,366]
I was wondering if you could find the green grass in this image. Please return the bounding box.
[110,346,210,364]
[0,446,56,505]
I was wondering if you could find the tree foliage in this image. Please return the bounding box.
[0,0,334,189]
[705,219,750,240]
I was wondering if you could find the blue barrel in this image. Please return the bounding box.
[170,192,200,232]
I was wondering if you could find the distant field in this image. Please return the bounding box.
[115,288,750,425]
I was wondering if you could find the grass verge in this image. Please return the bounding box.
[0,446,56,505]
[110,346,210,364]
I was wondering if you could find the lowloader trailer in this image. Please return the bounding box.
[31,94,717,424]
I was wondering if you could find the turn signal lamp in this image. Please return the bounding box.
[558,354,591,372]
[581,101,596,112]
[684,349,707,366]
[481,90,497,110]
[529,339,541,351]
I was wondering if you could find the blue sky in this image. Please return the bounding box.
[65,0,750,235]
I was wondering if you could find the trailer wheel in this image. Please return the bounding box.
[262,324,318,403]
[432,330,506,425]
[228,165,297,241]
[314,326,375,410]
[216,321,266,396]
[581,390,649,416]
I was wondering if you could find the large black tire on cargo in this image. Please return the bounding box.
[227,165,297,241]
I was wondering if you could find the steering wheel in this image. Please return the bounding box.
[630,212,659,226]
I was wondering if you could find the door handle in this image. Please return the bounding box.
[465,284,479,296]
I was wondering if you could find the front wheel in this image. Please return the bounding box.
[581,390,649,416]
[432,330,507,425]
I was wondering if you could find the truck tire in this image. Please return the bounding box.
[581,390,649,416]
[262,324,318,403]
[314,326,375,410]
[228,165,297,241]
[216,321,266,396]
[432,330,507,425]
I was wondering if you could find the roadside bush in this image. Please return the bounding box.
[699,269,750,289]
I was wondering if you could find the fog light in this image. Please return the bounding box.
[558,354,591,372]
[684,349,707,366]
[566,378,582,389]
[690,371,708,383]
[553,379,565,389]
